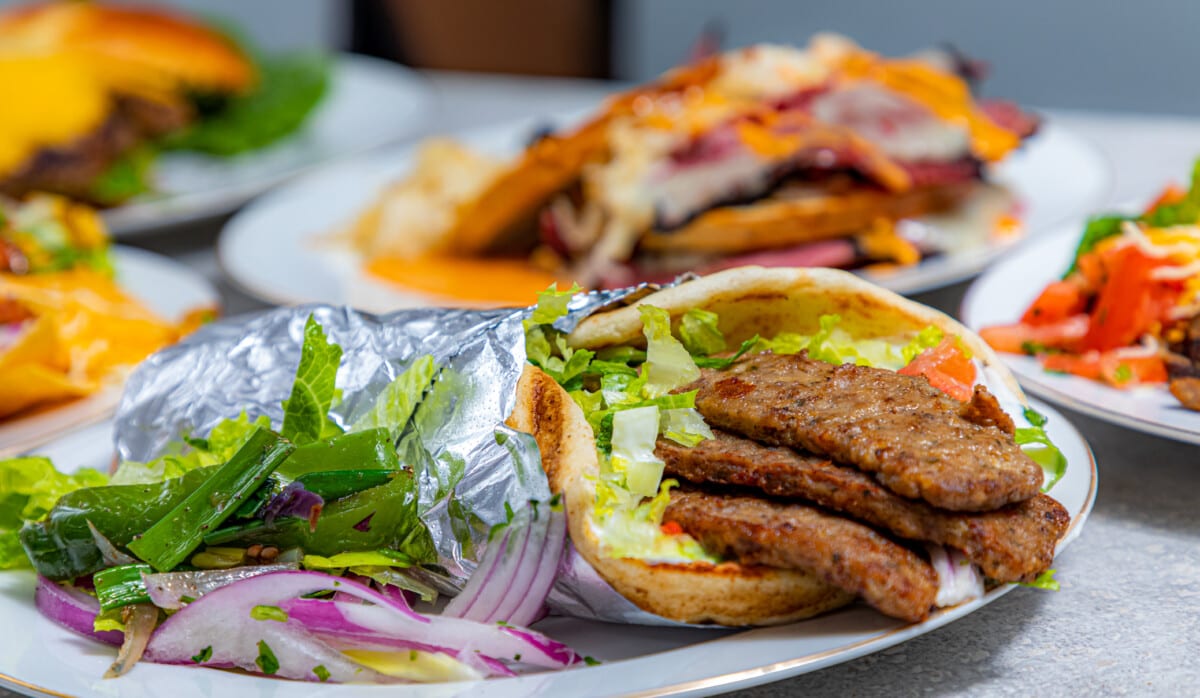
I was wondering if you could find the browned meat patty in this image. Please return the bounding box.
[663,487,938,622]
[683,352,1043,511]
[657,430,1069,582]
[0,95,188,203]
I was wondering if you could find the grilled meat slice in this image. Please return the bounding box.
[657,430,1069,581]
[683,352,1043,511]
[663,487,938,622]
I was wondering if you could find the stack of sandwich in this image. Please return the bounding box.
[348,35,1037,303]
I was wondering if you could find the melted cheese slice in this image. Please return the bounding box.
[0,52,110,178]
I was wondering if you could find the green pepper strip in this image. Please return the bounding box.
[295,469,396,502]
[128,429,295,572]
[94,563,154,612]
[275,428,399,481]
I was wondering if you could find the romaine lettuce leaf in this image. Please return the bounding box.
[281,315,344,446]
[350,355,437,439]
[0,457,108,569]
[679,308,726,357]
[1015,407,1068,491]
[639,306,700,397]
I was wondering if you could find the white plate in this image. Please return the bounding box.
[0,401,1096,698]
[0,247,220,458]
[217,117,1109,312]
[962,223,1200,444]
[102,54,432,238]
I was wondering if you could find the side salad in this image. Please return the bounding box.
[981,158,1200,411]
[1,315,579,683]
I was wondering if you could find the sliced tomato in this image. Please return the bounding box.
[1020,280,1088,326]
[1041,352,1102,380]
[1075,250,1106,292]
[980,314,1090,355]
[1099,353,1168,387]
[660,521,684,536]
[1083,245,1179,352]
[1042,351,1167,387]
[899,337,975,401]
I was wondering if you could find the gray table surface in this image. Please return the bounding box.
[6,73,1200,697]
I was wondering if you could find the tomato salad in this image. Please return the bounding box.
[981,161,1200,410]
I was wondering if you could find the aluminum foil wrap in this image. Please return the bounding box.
[113,291,689,626]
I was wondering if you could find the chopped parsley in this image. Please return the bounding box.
[313,664,331,682]
[250,605,289,622]
[256,640,280,675]
[192,646,213,664]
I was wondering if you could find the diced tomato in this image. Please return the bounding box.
[980,314,1090,355]
[1042,350,1167,387]
[899,337,975,401]
[1021,280,1088,326]
[1041,352,1102,380]
[1144,183,1187,215]
[660,521,684,536]
[1082,245,1180,352]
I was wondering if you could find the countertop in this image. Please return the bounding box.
[11,72,1200,697]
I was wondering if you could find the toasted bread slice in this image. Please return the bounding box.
[640,183,971,255]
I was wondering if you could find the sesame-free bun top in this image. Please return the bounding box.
[0,2,256,98]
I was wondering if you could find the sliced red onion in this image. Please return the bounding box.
[88,521,137,567]
[104,604,157,678]
[929,545,985,607]
[443,500,567,627]
[143,563,299,609]
[34,575,122,646]
[331,598,577,668]
[442,526,519,621]
[144,572,384,682]
[504,506,567,626]
[144,570,579,682]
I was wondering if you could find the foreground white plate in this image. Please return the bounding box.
[218,116,1108,312]
[962,223,1200,444]
[102,54,432,238]
[0,401,1096,698]
[0,248,219,458]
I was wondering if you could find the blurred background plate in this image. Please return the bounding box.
[0,247,220,458]
[217,116,1110,312]
[0,399,1094,698]
[102,54,432,238]
[962,222,1200,444]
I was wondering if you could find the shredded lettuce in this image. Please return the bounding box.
[281,315,345,446]
[1016,408,1068,492]
[528,283,582,326]
[679,308,726,357]
[610,407,665,498]
[901,326,946,364]
[350,355,437,439]
[1021,569,1060,591]
[0,457,108,568]
[114,411,270,485]
[639,306,700,397]
[661,408,714,447]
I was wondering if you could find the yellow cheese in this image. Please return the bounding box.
[0,52,110,178]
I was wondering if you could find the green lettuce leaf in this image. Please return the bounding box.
[0,457,108,569]
[351,355,437,439]
[164,52,331,156]
[679,308,726,357]
[114,411,270,485]
[1015,407,1068,491]
[639,306,700,397]
[527,283,582,326]
[281,315,344,446]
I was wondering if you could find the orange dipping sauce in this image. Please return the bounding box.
[365,256,568,308]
